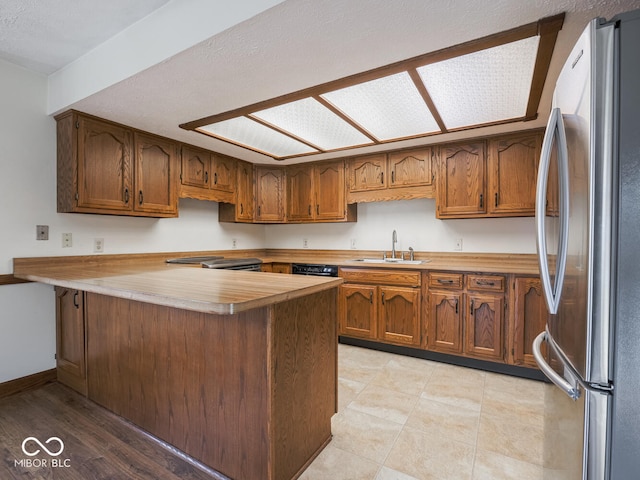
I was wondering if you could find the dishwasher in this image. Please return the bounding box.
[291,263,338,277]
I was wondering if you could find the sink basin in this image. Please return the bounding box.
[351,258,428,265]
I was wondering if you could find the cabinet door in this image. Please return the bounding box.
[55,287,87,395]
[134,132,178,215]
[236,160,254,221]
[388,148,433,187]
[315,160,346,221]
[77,116,132,211]
[379,286,421,346]
[512,277,547,368]
[488,132,541,216]
[436,142,486,217]
[181,145,210,188]
[348,154,387,192]
[287,165,314,221]
[427,291,462,354]
[255,166,285,222]
[210,154,236,193]
[465,293,504,361]
[339,284,377,339]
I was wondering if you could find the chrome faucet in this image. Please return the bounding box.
[391,230,397,259]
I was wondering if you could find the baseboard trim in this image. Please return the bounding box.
[0,369,57,399]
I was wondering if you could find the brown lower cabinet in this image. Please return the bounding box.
[510,276,547,367]
[55,287,87,395]
[339,268,546,371]
[338,268,421,347]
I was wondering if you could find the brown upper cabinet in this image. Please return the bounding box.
[287,160,356,223]
[347,148,435,203]
[179,145,236,203]
[255,166,286,223]
[487,131,542,216]
[436,142,486,218]
[56,111,178,217]
[436,130,543,219]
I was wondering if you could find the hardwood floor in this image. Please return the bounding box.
[0,383,227,480]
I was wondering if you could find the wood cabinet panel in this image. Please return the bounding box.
[388,148,433,187]
[427,291,462,354]
[466,293,504,360]
[210,154,236,193]
[488,132,542,216]
[287,165,314,221]
[379,286,420,346]
[348,154,387,192]
[436,142,486,218]
[428,272,464,289]
[77,116,132,211]
[55,287,87,395]
[255,166,285,222]
[466,274,505,292]
[339,284,377,339]
[339,268,421,287]
[181,145,210,188]
[315,161,346,221]
[134,132,178,215]
[511,276,547,367]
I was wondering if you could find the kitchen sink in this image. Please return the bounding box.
[351,258,429,265]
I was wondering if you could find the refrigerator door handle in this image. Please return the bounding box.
[535,107,570,314]
[532,330,581,400]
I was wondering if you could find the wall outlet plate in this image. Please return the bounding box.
[302,238,309,248]
[454,238,463,251]
[350,238,357,249]
[232,238,237,249]
[94,238,104,253]
[36,225,49,240]
[62,232,72,248]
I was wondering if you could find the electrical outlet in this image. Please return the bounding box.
[94,238,104,253]
[454,238,463,251]
[62,233,72,248]
[350,238,357,249]
[36,225,49,240]
[302,238,309,249]
[232,238,237,249]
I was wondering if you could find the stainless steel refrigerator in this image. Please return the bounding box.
[533,9,640,480]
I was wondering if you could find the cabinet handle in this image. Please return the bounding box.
[495,192,499,207]
[73,291,79,309]
[124,188,129,204]
[381,292,385,305]
[139,190,144,205]
[391,170,395,183]
[476,280,496,286]
[316,204,319,215]
[437,279,454,284]
[479,193,484,208]
[240,203,244,215]
[381,172,384,184]
[214,172,218,185]
[369,291,373,304]
[308,205,312,215]
[258,206,261,217]
[470,300,474,315]
[455,298,458,314]
[205,171,209,183]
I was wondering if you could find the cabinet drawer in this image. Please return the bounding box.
[339,268,421,287]
[428,272,463,289]
[466,274,505,292]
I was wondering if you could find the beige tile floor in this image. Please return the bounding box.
[301,344,550,480]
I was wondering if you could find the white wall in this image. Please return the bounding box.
[0,58,264,383]
[265,199,537,254]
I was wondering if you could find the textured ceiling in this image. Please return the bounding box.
[3,0,640,164]
[0,0,172,73]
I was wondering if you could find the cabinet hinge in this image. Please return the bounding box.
[75,121,79,129]
[75,192,79,201]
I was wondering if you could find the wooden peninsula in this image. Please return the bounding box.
[13,258,342,480]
